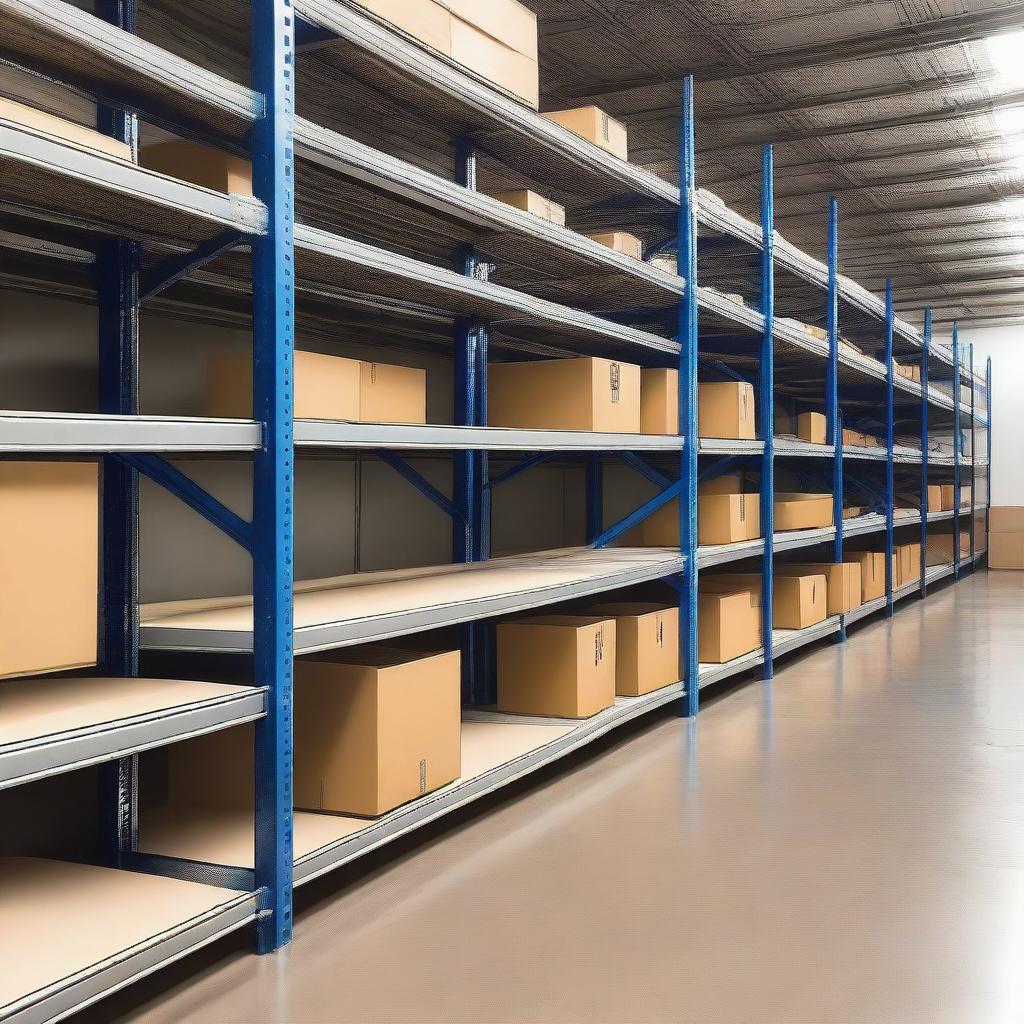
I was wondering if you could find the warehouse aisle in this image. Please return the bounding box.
[100,572,1024,1024]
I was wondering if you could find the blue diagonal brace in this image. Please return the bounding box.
[615,451,674,490]
[698,356,751,386]
[139,230,244,304]
[594,479,683,549]
[378,451,463,521]
[845,473,887,509]
[486,452,558,490]
[119,454,254,552]
[698,455,741,485]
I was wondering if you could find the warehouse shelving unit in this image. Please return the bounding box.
[0,0,993,1018]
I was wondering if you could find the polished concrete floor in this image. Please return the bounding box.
[97,571,1024,1024]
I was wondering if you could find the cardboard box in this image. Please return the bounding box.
[293,647,461,817]
[845,551,886,601]
[207,350,361,420]
[353,0,453,54]
[895,362,922,383]
[359,361,427,424]
[497,615,616,718]
[489,357,641,432]
[774,401,796,437]
[435,0,538,60]
[706,573,827,629]
[777,562,862,615]
[926,484,943,513]
[698,382,756,440]
[774,493,833,531]
[939,484,957,511]
[803,323,828,343]
[0,96,131,161]
[0,462,98,679]
[842,428,880,448]
[927,532,970,566]
[489,189,566,226]
[585,231,644,260]
[894,542,922,586]
[697,588,761,663]
[579,603,678,696]
[843,506,863,520]
[640,368,678,435]
[797,411,827,444]
[642,475,760,546]
[990,507,1024,533]
[541,106,628,161]
[449,17,539,107]
[140,140,253,195]
[990,531,1024,569]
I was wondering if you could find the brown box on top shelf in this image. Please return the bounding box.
[777,562,862,615]
[294,647,462,817]
[0,96,132,161]
[206,351,361,420]
[640,368,678,435]
[449,13,539,108]
[774,493,834,531]
[0,462,99,679]
[927,532,970,566]
[359,361,427,424]
[797,412,827,444]
[541,106,628,161]
[488,189,566,226]
[496,615,616,718]
[578,603,679,696]
[698,382,756,440]
[140,140,252,195]
[697,588,761,664]
[846,551,886,601]
[436,0,538,61]
[489,356,641,432]
[585,231,644,260]
[704,572,828,630]
[353,0,453,54]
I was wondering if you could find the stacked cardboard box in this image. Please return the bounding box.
[489,356,641,432]
[0,462,99,679]
[641,368,678,435]
[845,551,886,601]
[842,428,880,448]
[776,562,862,615]
[577,603,679,696]
[542,106,628,160]
[895,362,922,383]
[636,474,761,547]
[704,572,827,629]
[586,231,643,259]
[697,586,761,663]
[207,351,427,424]
[354,0,540,107]
[497,615,616,717]
[989,508,1024,569]
[894,542,923,587]
[698,382,756,440]
[141,140,252,195]
[489,189,565,225]
[0,97,132,161]
[774,492,834,531]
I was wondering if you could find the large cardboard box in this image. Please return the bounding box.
[360,361,427,424]
[698,382,756,440]
[990,507,1024,533]
[846,551,886,601]
[293,647,461,817]
[497,615,616,718]
[353,0,452,54]
[0,462,98,679]
[939,484,962,511]
[990,532,1024,569]
[207,351,360,420]
[642,475,760,546]
[541,106,629,161]
[585,231,643,260]
[926,484,943,513]
[640,368,678,435]
[896,362,922,383]
[579,603,678,696]
[927,532,969,566]
[797,412,827,444]
[777,562,862,615]
[706,572,827,629]
[489,357,641,432]
[894,542,922,587]
[435,0,538,60]
[774,493,833,531]
[697,588,761,663]
[489,189,566,225]
[0,96,131,161]
[140,141,253,195]
[450,18,539,106]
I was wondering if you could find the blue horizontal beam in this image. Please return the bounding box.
[378,451,463,521]
[119,454,254,552]
[139,230,245,303]
[594,479,683,549]
[122,851,256,892]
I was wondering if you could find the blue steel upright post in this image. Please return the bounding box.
[826,198,844,639]
[986,355,993,559]
[759,144,775,679]
[96,0,141,867]
[251,0,295,955]
[969,343,976,566]
[678,76,699,717]
[920,309,931,597]
[884,281,895,615]
[952,323,962,580]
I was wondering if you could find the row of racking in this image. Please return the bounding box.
[0,1,991,1021]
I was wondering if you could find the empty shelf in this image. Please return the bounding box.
[140,547,687,654]
[0,676,266,789]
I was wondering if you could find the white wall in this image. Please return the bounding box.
[961,325,1020,506]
